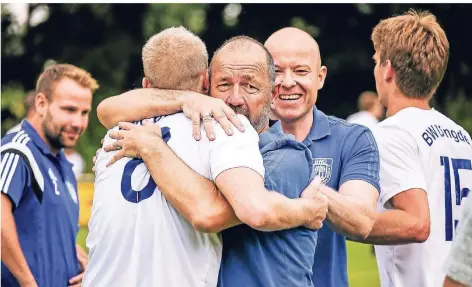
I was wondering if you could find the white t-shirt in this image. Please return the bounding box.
[64,151,85,180]
[83,113,264,287]
[346,111,379,129]
[372,107,472,287]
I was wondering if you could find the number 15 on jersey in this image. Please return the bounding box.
[440,156,471,241]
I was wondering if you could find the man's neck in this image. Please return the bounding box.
[280,110,314,142]
[28,117,59,155]
[257,122,269,134]
[386,93,431,118]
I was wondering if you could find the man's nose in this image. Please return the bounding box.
[71,113,84,130]
[226,85,245,106]
[280,70,296,89]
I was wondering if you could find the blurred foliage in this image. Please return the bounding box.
[1,3,472,172]
[1,85,26,117]
[143,4,208,38]
[1,85,26,133]
[445,91,472,136]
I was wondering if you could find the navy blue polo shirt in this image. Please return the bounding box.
[218,125,318,287]
[271,106,380,287]
[1,120,80,287]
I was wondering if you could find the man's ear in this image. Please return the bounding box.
[198,71,209,94]
[142,77,151,88]
[35,92,47,117]
[384,60,395,83]
[317,66,328,90]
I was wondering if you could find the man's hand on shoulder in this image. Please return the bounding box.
[179,93,245,141]
[104,120,164,166]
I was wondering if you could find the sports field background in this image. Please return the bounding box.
[77,182,380,287]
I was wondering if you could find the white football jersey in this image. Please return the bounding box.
[372,107,472,287]
[83,113,264,287]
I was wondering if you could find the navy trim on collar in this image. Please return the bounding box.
[304,106,331,145]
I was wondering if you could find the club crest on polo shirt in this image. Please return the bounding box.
[313,158,333,184]
[66,181,78,204]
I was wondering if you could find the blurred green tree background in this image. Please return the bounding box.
[2,3,472,172]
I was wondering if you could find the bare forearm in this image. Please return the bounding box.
[253,192,314,231]
[444,276,468,287]
[97,88,186,129]
[215,168,322,232]
[1,210,36,285]
[76,243,88,266]
[359,209,429,245]
[141,142,313,232]
[76,244,87,258]
[141,140,240,233]
[320,186,376,240]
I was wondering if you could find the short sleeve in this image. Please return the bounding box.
[445,197,472,286]
[372,125,427,207]
[340,128,380,192]
[0,152,31,209]
[209,115,264,180]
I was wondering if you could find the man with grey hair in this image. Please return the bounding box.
[86,27,327,287]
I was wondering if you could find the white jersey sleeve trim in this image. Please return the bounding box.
[0,142,45,193]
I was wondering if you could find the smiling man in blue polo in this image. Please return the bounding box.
[265,27,380,287]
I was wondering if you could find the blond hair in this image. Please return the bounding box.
[142,26,208,91]
[36,63,99,100]
[371,10,449,99]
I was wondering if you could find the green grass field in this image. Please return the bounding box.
[77,228,380,287]
[346,241,380,287]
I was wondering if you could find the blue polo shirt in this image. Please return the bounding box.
[1,120,80,287]
[218,125,317,287]
[271,106,380,287]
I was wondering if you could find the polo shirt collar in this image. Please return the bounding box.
[304,106,331,144]
[21,120,69,163]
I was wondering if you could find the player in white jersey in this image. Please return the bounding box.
[84,28,327,287]
[86,113,262,287]
[357,10,472,287]
[83,27,233,287]
[373,108,472,286]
